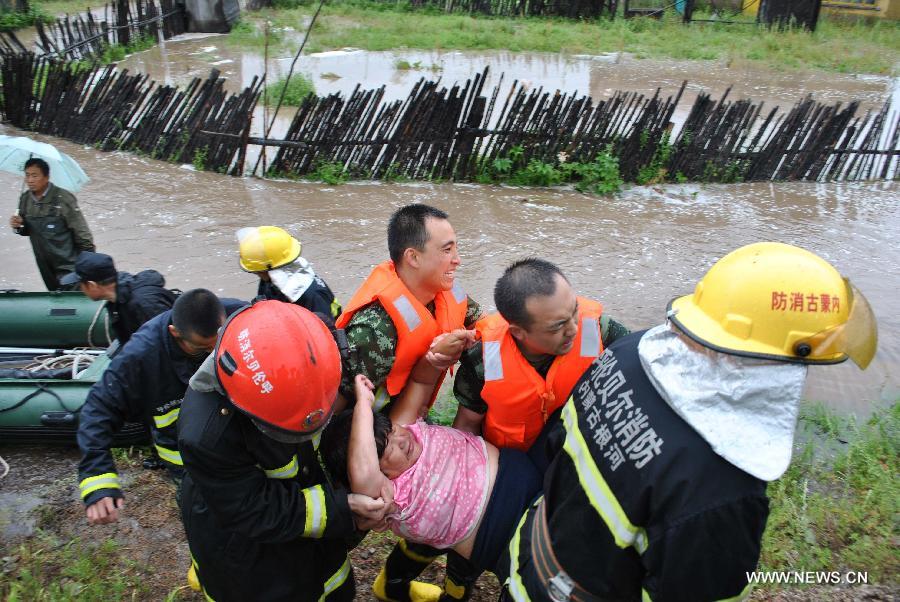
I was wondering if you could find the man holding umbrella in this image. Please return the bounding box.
[9,157,94,290]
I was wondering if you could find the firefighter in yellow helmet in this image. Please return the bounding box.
[499,242,878,602]
[237,226,342,323]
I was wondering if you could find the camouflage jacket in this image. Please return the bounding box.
[338,296,482,402]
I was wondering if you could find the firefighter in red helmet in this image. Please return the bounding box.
[178,300,388,601]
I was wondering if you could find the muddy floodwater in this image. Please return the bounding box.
[0,119,897,415]
[111,33,900,140]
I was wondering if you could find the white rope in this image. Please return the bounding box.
[86,301,111,348]
[0,455,9,480]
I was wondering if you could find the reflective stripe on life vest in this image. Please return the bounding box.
[561,401,648,553]
[303,484,328,538]
[79,472,120,499]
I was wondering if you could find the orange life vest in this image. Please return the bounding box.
[337,261,468,400]
[476,297,604,451]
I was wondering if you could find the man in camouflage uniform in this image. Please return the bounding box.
[335,203,481,602]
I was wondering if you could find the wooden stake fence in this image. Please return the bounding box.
[0,52,896,185]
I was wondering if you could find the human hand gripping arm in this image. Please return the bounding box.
[390,329,478,426]
[425,328,477,371]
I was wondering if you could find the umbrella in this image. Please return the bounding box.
[0,135,90,192]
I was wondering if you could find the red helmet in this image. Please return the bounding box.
[215,300,341,442]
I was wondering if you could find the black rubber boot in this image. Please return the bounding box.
[373,539,442,602]
[438,551,481,601]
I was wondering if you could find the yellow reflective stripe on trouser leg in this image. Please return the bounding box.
[399,538,439,563]
[303,484,327,538]
[561,401,648,553]
[79,472,121,499]
[190,553,216,602]
[504,506,533,602]
[264,455,299,479]
[154,444,184,466]
[153,407,180,429]
[318,554,351,601]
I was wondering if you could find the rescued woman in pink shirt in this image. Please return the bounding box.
[322,330,541,572]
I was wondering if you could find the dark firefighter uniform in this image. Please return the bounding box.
[76,299,245,506]
[108,270,178,345]
[178,385,356,602]
[257,275,342,323]
[16,183,94,290]
[501,331,765,602]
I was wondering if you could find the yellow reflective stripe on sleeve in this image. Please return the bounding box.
[642,589,652,602]
[318,554,351,601]
[330,298,341,319]
[154,444,184,466]
[302,484,327,538]
[504,507,533,602]
[79,472,120,499]
[561,401,648,554]
[312,430,322,451]
[153,406,180,429]
[264,455,299,479]
[373,386,391,412]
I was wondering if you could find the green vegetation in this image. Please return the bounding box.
[229,1,899,75]
[0,534,147,601]
[760,402,899,587]
[308,160,348,184]
[394,59,442,72]
[478,145,623,194]
[263,73,316,106]
[192,146,209,171]
[0,5,51,32]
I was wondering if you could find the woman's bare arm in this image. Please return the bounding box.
[348,375,392,499]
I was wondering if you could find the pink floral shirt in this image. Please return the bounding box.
[389,421,489,549]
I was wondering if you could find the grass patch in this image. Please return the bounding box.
[263,72,315,106]
[759,402,899,588]
[0,6,52,32]
[0,532,147,601]
[478,144,623,194]
[231,2,899,75]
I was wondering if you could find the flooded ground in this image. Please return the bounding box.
[0,122,896,414]
[115,33,900,141]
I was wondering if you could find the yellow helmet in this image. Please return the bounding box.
[668,242,877,369]
[237,226,302,273]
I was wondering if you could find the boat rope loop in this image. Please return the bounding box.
[86,302,112,348]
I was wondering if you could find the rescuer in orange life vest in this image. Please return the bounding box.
[334,203,482,602]
[453,258,629,464]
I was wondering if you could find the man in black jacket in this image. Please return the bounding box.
[77,289,245,525]
[61,251,177,345]
[498,243,879,602]
[178,300,386,601]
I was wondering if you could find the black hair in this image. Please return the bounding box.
[320,408,392,488]
[387,204,449,264]
[24,158,50,176]
[494,258,568,328]
[172,288,225,338]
